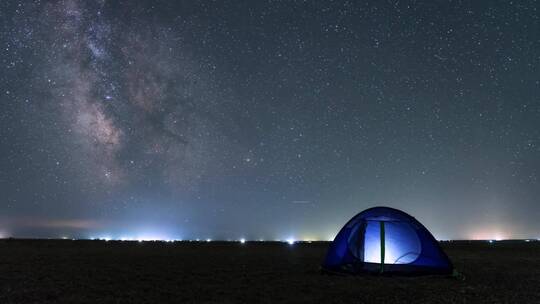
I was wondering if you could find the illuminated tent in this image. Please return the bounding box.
[322,206,453,275]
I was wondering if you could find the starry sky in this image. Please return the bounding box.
[1,1,539,241]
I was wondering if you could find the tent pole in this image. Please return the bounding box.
[380,221,385,273]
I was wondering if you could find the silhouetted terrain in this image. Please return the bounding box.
[0,240,539,303]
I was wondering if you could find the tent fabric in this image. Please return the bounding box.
[322,206,453,275]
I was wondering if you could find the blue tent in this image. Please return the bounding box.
[322,207,453,275]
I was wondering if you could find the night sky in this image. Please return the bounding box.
[1,1,539,241]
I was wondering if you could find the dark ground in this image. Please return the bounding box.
[0,240,539,303]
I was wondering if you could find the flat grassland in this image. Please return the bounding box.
[0,240,539,303]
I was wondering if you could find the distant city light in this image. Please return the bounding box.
[206,238,212,242]
[287,238,295,245]
[240,238,246,244]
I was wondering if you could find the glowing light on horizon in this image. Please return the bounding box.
[469,228,508,241]
[240,238,246,244]
[134,233,173,242]
[286,238,295,245]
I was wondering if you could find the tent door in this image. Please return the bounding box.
[363,220,422,267]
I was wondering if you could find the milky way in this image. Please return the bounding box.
[1,1,539,240]
[38,1,234,193]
